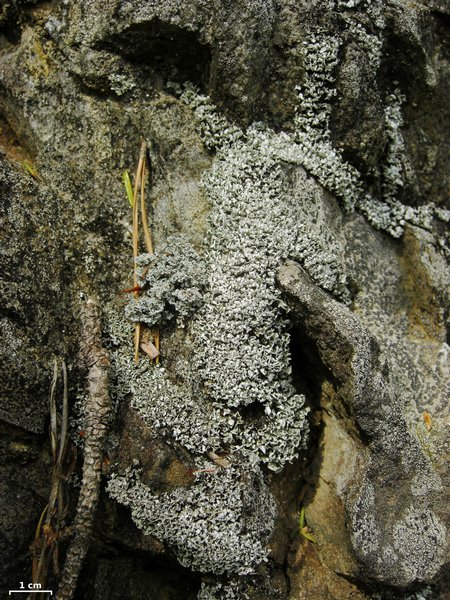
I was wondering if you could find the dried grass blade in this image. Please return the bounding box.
[32,503,48,582]
[49,359,58,460]
[132,141,146,279]
[139,149,161,364]
[122,170,134,207]
[57,361,69,467]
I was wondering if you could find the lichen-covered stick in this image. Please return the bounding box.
[56,299,110,600]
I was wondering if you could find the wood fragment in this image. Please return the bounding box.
[140,340,160,359]
[207,451,231,469]
[56,299,110,600]
[134,321,141,363]
[192,468,218,475]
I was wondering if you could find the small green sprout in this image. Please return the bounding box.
[299,506,317,543]
[23,160,42,182]
[123,170,134,207]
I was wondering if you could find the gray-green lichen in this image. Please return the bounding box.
[197,579,250,600]
[392,507,447,583]
[107,463,276,576]
[125,234,206,327]
[278,259,448,589]
[108,124,317,469]
[102,4,449,589]
[127,360,309,471]
[179,15,441,242]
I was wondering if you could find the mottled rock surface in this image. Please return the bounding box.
[0,1,448,599]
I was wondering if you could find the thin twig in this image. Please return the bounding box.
[154,329,160,365]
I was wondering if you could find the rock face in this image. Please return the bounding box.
[0,1,448,599]
[278,259,447,588]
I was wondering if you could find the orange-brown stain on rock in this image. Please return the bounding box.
[288,541,370,600]
[400,227,445,342]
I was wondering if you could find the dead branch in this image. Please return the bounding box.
[56,299,110,600]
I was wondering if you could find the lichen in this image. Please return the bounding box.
[192,135,309,415]
[107,463,276,576]
[393,507,447,582]
[126,361,309,471]
[112,114,321,473]
[178,18,440,241]
[197,578,254,600]
[350,479,381,560]
[292,32,436,236]
[108,72,136,96]
[172,81,243,150]
[382,90,408,202]
[106,12,447,586]
[125,234,206,327]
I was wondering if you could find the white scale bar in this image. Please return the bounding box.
[9,592,53,595]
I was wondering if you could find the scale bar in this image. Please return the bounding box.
[9,592,53,595]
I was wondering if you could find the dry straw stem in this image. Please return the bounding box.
[132,141,146,362]
[31,359,70,598]
[132,141,146,283]
[139,148,160,364]
[140,156,153,255]
[131,140,159,364]
[31,504,48,589]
